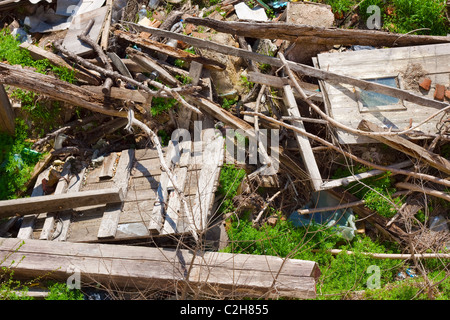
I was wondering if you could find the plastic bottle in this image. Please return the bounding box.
[137,5,147,22]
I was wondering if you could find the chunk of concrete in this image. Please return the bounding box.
[285,2,335,65]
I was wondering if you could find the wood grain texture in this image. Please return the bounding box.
[0,237,320,299]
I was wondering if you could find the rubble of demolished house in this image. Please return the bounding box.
[0,0,449,300]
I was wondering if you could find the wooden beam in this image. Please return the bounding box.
[126,22,450,111]
[191,131,224,232]
[0,237,320,299]
[0,189,124,218]
[358,120,450,175]
[184,17,450,47]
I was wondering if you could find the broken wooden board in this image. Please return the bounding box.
[126,48,179,86]
[161,139,192,235]
[39,161,72,240]
[0,237,320,299]
[315,43,450,144]
[0,188,124,218]
[114,30,226,71]
[191,132,224,233]
[282,85,323,191]
[62,6,109,56]
[148,142,176,234]
[0,84,14,135]
[97,149,135,239]
[16,167,52,239]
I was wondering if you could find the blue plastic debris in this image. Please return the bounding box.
[289,191,357,240]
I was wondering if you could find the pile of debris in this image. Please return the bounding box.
[0,0,450,299]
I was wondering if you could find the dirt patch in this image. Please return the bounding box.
[400,62,428,91]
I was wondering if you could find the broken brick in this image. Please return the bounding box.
[445,90,450,100]
[434,84,445,101]
[419,77,431,91]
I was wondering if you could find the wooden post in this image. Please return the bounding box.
[0,84,15,135]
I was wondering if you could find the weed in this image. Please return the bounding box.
[332,165,400,217]
[0,120,41,200]
[216,164,246,215]
[45,281,84,300]
[383,0,449,35]
[150,97,178,117]
[221,97,237,110]
[157,129,170,146]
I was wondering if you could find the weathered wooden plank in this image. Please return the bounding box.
[114,30,226,70]
[0,84,14,135]
[16,167,52,239]
[0,189,124,218]
[62,6,109,56]
[82,85,152,104]
[191,134,224,232]
[320,160,413,190]
[0,237,320,299]
[99,152,119,180]
[148,142,176,234]
[97,149,135,239]
[161,139,192,235]
[282,85,323,191]
[39,162,72,240]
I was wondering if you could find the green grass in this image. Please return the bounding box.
[383,0,449,35]
[216,164,247,215]
[0,120,42,200]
